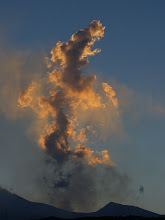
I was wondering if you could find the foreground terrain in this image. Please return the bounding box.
[0,188,163,220]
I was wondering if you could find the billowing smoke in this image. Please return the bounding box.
[17,20,130,212]
[18,20,118,166]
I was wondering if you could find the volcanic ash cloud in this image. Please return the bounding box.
[18,20,130,212]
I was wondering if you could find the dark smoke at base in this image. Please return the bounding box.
[41,159,131,212]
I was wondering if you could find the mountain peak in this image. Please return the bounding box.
[96,201,159,218]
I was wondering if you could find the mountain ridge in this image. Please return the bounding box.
[0,188,161,220]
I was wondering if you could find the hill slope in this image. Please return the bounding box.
[0,188,80,220]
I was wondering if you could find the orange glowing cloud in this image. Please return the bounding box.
[102,82,119,108]
[18,20,119,167]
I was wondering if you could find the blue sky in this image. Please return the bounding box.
[0,0,165,214]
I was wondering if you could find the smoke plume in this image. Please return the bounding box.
[17,20,130,212]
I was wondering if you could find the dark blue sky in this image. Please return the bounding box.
[0,0,165,214]
[1,0,165,97]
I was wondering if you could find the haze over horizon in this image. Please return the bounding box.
[0,0,165,215]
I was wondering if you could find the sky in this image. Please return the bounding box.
[0,0,165,215]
